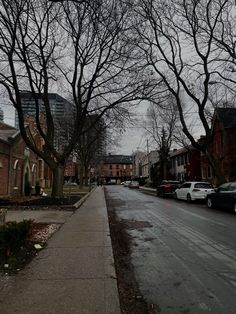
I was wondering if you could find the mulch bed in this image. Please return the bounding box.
[0,195,79,275]
[0,222,60,275]
[0,195,80,207]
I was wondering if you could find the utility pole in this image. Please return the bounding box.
[147,139,150,180]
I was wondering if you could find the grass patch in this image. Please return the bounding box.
[43,185,90,196]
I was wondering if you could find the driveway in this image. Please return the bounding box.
[105,185,236,314]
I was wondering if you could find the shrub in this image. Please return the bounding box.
[0,220,33,257]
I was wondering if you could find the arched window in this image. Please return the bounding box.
[31,164,37,186]
[13,159,19,188]
[13,159,19,170]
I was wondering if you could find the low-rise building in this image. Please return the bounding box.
[202,108,236,184]
[169,147,201,182]
[97,154,133,183]
[0,122,51,196]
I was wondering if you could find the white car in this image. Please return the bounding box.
[174,182,214,202]
[124,181,131,187]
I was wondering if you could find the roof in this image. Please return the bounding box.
[169,146,195,157]
[102,155,133,164]
[19,91,71,104]
[0,122,18,143]
[215,107,236,128]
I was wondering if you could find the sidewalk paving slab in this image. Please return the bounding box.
[0,187,120,314]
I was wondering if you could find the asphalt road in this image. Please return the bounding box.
[105,186,236,314]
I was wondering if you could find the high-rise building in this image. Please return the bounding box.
[15,91,72,129]
[0,107,4,122]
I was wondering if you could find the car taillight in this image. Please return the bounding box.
[164,184,172,189]
[192,188,200,192]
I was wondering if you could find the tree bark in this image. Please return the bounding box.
[84,165,89,186]
[51,164,65,197]
[205,150,226,186]
[79,166,83,189]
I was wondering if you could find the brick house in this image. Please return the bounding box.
[169,146,201,182]
[201,108,236,184]
[0,122,51,196]
[97,155,133,183]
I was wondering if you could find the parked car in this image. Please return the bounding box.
[128,181,139,189]
[124,180,131,187]
[206,182,236,212]
[174,182,214,202]
[106,179,116,185]
[157,180,180,197]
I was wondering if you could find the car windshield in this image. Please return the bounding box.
[194,183,212,189]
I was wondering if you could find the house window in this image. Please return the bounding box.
[109,164,112,169]
[185,153,189,164]
[177,156,181,166]
[116,164,119,169]
[110,171,112,176]
[207,165,212,178]
[14,160,19,187]
[171,158,175,168]
[130,164,133,169]
[123,165,126,170]
[117,171,119,176]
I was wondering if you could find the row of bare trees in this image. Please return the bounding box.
[0,0,236,195]
[138,0,236,184]
[0,0,150,196]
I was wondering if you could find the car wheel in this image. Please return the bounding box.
[187,194,191,203]
[233,203,236,213]
[207,197,213,208]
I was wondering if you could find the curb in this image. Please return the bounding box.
[139,186,157,196]
[73,186,97,209]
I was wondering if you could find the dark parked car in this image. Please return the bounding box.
[206,182,236,213]
[157,180,180,197]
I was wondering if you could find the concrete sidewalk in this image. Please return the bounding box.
[0,187,120,314]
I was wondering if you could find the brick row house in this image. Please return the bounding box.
[169,147,201,182]
[201,108,236,184]
[97,155,133,183]
[0,122,52,196]
[135,108,236,185]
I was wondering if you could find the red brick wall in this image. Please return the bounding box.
[205,119,236,182]
[100,163,133,178]
[65,161,76,177]
[0,154,9,195]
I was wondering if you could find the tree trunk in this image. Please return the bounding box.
[84,165,89,186]
[51,164,65,197]
[163,158,168,180]
[79,166,83,189]
[205,150,226,186]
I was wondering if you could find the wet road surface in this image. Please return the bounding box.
[105,186,236,314]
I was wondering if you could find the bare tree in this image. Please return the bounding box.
[74,116,106,187]
[0,0,149,196]
[144,94,179,180]
[135,0,236,184]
